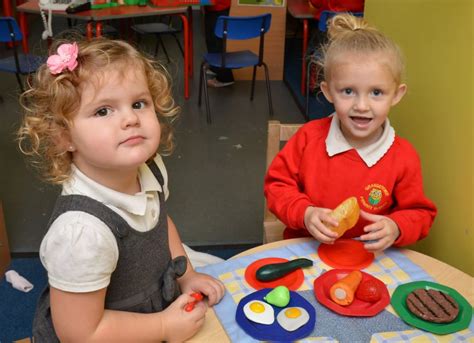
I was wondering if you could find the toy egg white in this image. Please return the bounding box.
[243,300,275,325]
[276,307,310,331]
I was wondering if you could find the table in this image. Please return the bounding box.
[287,0,316,95]
[191,237,473,342]
[15,0,193,99]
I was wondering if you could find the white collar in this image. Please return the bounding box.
[63,163,162,216]
[325,114,395,167]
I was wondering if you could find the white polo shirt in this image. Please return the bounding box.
[325,114,395,167]
[39,155,169,293]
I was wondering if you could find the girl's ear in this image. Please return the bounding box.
[53,126,75,152]
[391,83,407,106]
[320,81,334,103]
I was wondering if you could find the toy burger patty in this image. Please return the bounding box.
[405,289,460,323]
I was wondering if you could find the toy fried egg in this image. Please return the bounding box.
[276,307,310,331]
[243,300,275,325]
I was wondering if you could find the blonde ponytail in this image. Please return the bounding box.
[318,13,405,85]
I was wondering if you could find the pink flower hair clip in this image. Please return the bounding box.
[47,42,79,75]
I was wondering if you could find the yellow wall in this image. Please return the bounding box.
[365,0,473,275]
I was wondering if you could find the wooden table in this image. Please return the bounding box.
[287,0,316,95]
[15,0,193,99]
[190,237,474,342]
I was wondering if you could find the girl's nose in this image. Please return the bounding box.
[354,96,370,112]
[122,108,140,128]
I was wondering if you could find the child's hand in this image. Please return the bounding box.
[359,210,400,252]
[161,293,208,342]
[304,206,339,244]
[179,270,225,306]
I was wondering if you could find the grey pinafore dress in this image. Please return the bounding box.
[32,161,187,342]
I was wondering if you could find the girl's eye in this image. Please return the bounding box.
[132,101,147,110]
[95,107,111,117]
[343,88,353,95]
[372,89,383,96]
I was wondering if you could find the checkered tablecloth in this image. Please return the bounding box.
[196,240,473,342]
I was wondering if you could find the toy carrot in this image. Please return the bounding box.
[329,270,362,306]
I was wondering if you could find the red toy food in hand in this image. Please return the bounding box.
[355,279,383,302]
[185,292,204,312]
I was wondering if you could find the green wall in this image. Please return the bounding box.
[365,0,473,275]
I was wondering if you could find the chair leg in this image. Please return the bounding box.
[15,73,24,93]
[172,34,184,57]
[153,35,159,57]
[202,64,212,124]
[198,61,205,106]
[250,66,257,101]
[157,35,170,63]
[262,63,274,118]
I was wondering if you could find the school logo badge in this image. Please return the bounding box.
[360,184,389,211]
[368,188,382,205]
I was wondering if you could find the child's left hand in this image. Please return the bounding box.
[178,270,225,306]
[359,210,400,252]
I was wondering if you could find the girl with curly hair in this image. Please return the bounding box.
[18,38,224,342]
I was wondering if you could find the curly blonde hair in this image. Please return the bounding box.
[18,37,179,184]
[319,14,405,85]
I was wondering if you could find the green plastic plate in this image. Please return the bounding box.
[391,281,472,335]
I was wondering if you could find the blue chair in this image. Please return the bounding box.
[0,17,45,93]
[305,11,363,119]
[198,13,273,124]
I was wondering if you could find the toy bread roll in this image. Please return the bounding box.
[329,270,362,306]
[326,197,360,237]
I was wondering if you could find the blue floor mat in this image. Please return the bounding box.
[0,258,47,342]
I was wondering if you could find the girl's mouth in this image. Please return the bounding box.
[350,116,372,126]
[121,136,144,145]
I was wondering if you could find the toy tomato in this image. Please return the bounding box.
[355,279,383,302]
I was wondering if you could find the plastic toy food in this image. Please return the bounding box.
[276,307,310,331]
[355,279,383,302]
[184,292,204,312]
[264,286,290,307]
[405,289,460,323]
[243,300,275,325]
[329,270,362,306]
[325,197,360,237]
[256,258,313,281]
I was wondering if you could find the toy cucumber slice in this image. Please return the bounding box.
[256,258,313,281]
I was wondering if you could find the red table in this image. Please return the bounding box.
[287,0,316,95]
[15,1,193,99]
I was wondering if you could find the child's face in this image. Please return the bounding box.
[321,52,406,149]
[67,67,160,179]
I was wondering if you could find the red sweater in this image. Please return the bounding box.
[206,0,230,12]
[264,117,437,247]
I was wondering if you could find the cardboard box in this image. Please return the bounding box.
[0,201,11,275]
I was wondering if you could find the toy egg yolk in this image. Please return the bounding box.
[335,288,347,300]
[249,302,266,313]
[284,307,301,318]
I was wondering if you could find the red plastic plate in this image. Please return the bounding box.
[318,239,374,269]
[314,269,390,317]
[245,257,305,291]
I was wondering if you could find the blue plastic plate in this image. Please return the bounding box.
[236,288,316,341]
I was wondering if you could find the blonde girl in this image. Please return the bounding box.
[264,14,436,252]
[18,38,224,342]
